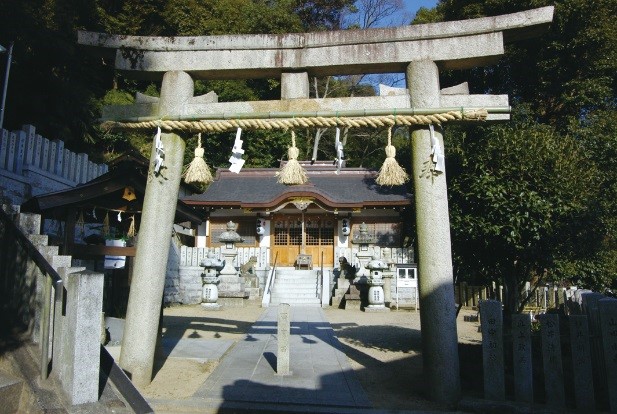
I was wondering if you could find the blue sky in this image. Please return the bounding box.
[403,0,438,19]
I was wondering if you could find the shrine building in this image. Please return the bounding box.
[182,161,413,270]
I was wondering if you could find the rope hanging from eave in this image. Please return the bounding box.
[100,109,488,133]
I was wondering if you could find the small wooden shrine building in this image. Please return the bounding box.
[182,161,413,269]
[21,151,202,316]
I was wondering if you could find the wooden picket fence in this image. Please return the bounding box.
[456,281,573,313]
[478,294,617,411]
[1,124,107,184]
[179,246,415,269]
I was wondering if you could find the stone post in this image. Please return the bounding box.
[512,314,533,403]
[480,299,505,401]
[277,303,291,375]
[539,313,565,408]
[60,270,104,405]
[569,315,595,411]
[281,72,309,99]
[119,71,190,387]
[406,60,460,404]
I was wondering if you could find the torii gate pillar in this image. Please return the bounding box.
[407,60,461,404]
[119,71,189,387]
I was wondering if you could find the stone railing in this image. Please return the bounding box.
[0,206,104,405]
[0,125,108,204]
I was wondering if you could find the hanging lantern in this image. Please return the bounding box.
[122,186,137,201]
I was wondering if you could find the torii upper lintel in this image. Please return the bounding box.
[78,7,554,80]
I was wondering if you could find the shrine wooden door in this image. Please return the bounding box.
[271,214,335,267]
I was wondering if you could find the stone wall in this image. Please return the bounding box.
[0,125,108,205]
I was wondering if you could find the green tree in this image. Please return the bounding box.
[412,0,617,299]
[447,115,599,312]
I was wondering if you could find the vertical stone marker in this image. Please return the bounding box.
[599,298,617,412]
[277,303,291,376]
[512,314,533,403]
[569,314,595,411]
[480,299,505,401]
[539,313,565,408]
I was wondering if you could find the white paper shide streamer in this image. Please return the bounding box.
[430,124,445,173]
[334,128,344,174]
[153,127,165,173]
[228,128,245,173]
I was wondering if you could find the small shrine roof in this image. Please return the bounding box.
[21,151,202,225]
[182,164,412,210]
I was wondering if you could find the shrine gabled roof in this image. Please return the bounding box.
[182,165,412,210]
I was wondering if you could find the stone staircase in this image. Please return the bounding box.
[0,205,136,413]
[270,269,321,306]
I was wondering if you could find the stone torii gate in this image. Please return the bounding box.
[79,6,553,404]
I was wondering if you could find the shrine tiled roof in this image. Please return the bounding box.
[182,164,412,209]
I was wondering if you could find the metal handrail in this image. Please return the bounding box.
[261,252,278,307]
[318,251,324,297]
[267,252,279,294]
[0,208,63,379]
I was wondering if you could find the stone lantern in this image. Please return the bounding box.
[365,255,390,312]
[217,221,247,306]
[351,222,375,278]
[218,221,243,276]
[201,252,223,309]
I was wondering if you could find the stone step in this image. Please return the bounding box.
[273,285,318,291]
[271,292,318,299]
[274,280,317,289]
[276,274,317,280]
[275,270,317,277]
[270,298,321,306]
[0,372,24,414]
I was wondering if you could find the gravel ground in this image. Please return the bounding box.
[141,301,483,411]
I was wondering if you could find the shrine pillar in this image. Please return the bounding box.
[119,71,190,387]
[407,60,461,405]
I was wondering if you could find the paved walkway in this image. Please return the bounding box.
[150,305,373,413]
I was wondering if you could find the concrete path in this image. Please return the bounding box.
[196,305,371,407]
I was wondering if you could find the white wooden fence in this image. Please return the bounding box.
[0,125,108,183]
[179,246,415,268]
[179,246,271,268]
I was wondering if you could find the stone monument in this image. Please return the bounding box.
[201,251,223,310]
[365,255,390,313]
[217,221,248,307]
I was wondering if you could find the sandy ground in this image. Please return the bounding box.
[140,301,482,411]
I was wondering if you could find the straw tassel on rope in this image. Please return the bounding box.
[127,215,136,238]
[276,130,308,185]
[183,133,213,185]
[376,127,409,186]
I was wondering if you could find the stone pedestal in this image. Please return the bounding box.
[365,256,390,312]
[383,271,393,307]
[243,275,261,300]
[218,244,247,306]
[201,275,221,311]
[355,251,372,278]
[332,277,351,308]
[345,280,368,310]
